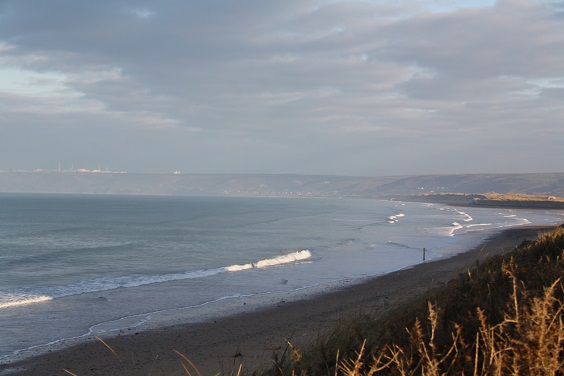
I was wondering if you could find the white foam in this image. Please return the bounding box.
[225,250,311,271]
[457,211,473,222]
[466,223,493,229]
[387,213,405,223]
[0,293,53,309]
[1,250,313,306]
[449,222,464,236]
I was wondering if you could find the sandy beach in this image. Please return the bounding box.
[1,225,555,376]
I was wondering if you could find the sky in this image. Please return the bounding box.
[0,0,563,176]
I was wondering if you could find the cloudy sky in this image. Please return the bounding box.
[0,0,563,176]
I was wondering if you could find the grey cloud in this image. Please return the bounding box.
[0,0,563,175]
[379,1,564,78]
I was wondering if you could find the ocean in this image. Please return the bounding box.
[0,193,562,363]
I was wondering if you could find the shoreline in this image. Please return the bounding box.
[2,224,556,376]
[381,193,564,209]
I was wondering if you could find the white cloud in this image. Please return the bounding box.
[131,8,155,20]
[0,67,74,97]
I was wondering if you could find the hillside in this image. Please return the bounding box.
[385,192,564,209]
[0,172,563,198]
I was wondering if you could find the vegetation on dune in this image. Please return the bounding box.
[482,193,564,202]
[265,225,564,375]
[392,192,564,209]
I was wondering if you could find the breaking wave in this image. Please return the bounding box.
[0,250,312,309]
[0,293,53,309]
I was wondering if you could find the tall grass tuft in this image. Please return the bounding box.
[267,225,564,375]
[365,275,564,375]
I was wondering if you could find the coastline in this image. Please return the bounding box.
[1,225,556,376]
[382,193,564,209]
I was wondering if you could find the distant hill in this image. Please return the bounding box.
[0,172,563,198]
[372,173,564,196]
[0,172,387,197]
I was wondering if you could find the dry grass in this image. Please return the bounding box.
[362,276,564,375]
[266,225,564,375]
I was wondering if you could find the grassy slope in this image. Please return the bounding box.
[265,225,564,375]
[386,193,564,209]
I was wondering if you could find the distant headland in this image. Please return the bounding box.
[385,192,564,209]
[0,172,563,208]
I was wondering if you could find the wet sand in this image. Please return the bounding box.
[1,225,555,376]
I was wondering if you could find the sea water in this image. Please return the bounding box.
[0,193,562,362]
